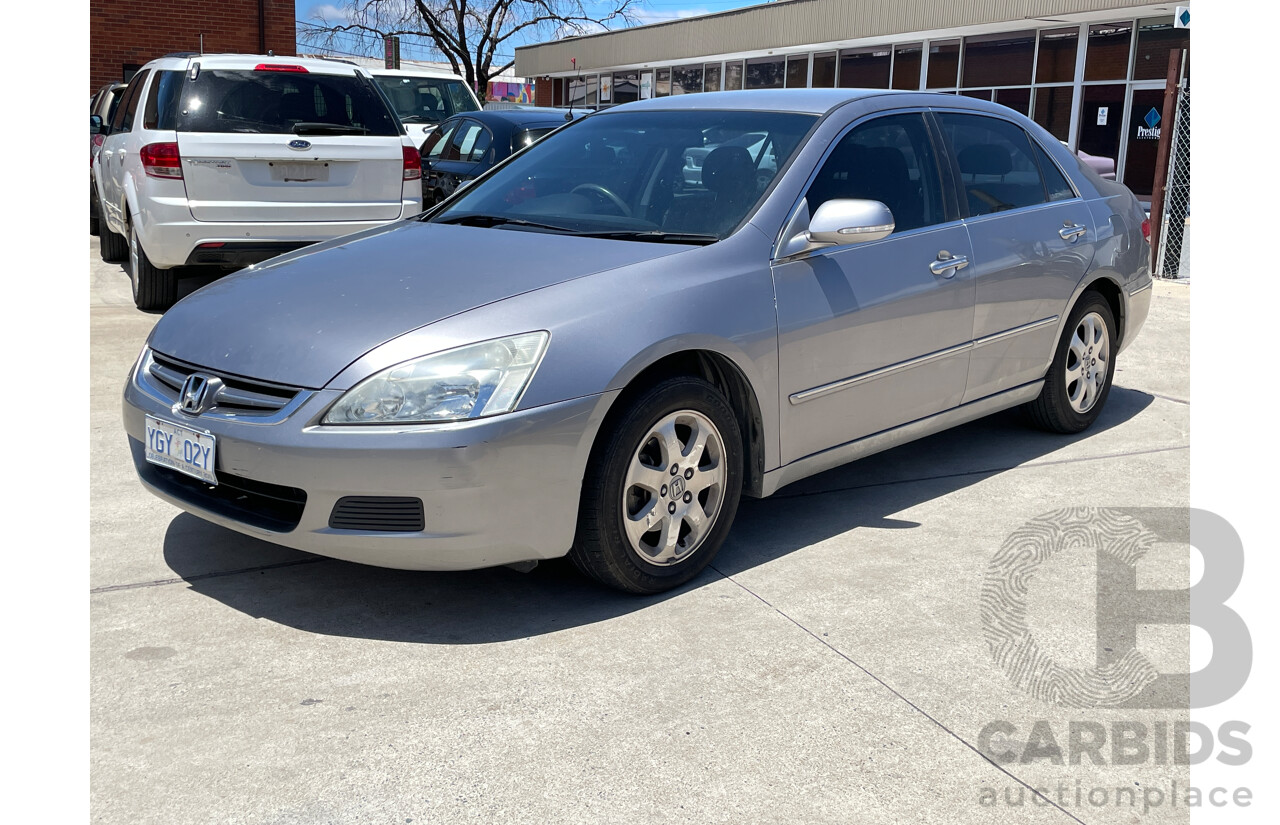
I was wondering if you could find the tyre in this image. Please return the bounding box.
[98,201,127,262]
[128,220,178,311]
[570,376,744,594]
[89,183,100,236]
[1024,291,1117,434]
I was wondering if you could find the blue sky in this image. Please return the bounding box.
[293,1,763,67]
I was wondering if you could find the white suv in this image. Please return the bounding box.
[94,54,423,309]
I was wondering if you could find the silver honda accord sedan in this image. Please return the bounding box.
[123,89,1152,593]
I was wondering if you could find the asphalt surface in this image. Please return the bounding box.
[91,239,1192,824]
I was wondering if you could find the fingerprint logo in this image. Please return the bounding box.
[981,507,1161,707]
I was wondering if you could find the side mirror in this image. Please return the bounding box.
[90,115,104,134]
[808,199,895,245]
[776,198,896,260]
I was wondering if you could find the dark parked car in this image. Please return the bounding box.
[419,108,584,206]
[89,81,127,235]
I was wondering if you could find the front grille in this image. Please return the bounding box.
[130,438,306,532]
[147,351,301,417]
[329,497,425,532]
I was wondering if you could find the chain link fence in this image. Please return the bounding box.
[1155,81,1190,279]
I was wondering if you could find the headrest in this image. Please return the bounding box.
[958,144,1013,176]
[702,145,755,199]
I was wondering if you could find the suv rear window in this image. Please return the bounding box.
[176,69,400,136]
[373,75,479,124]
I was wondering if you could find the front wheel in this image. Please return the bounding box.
[570,377,743,594]
[129,222,178,311]
[1024,291,1116,433]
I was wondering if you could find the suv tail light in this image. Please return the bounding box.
[403,145,422,181]
[255,63,308,73]
[1141,218,1151,242]
[140,142,183,179]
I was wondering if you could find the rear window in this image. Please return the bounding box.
[513,127,556,152]
[176,69,400,136]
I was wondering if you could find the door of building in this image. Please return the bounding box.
[1121,82,1166,198]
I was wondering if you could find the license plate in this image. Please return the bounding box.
[145,415,217,485]
[269,162,330,182]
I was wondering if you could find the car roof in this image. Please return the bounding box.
[141,53,365,76]
[466,108,581,127]
[611,88,908,115]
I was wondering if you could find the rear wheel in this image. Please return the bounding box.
[570,377,743,594]
[97,201,127,262]
[1024,291,1116,433]
[128,221,178,311]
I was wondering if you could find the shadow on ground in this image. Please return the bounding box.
[162,387,1155,643]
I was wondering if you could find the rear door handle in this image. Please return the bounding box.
[1059,224,1087,241]
[929,252,969,278]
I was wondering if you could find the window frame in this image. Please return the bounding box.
[110,71,148,134]
[779,109,961,255]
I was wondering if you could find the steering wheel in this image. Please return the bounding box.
[570,183,631,217]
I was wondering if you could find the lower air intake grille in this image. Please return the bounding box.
[329,497,425,532]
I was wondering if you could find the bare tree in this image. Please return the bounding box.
[299,0,640,92]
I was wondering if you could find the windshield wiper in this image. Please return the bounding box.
[435,213,575,233]
[571,230,719,245]
[292,122,369,136]
[400,115,441,124]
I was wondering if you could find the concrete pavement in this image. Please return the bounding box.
[91,240,1191,824]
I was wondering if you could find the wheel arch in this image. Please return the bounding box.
[592,347,768,499]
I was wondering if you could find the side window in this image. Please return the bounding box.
[804,113,945,233]
[1030,141,1076,202]
[143,71,183,130]
[424,122,458,160]
[937,112,1052,216]
[109,74,144,134]
[464,125,492,162]
[445,120,483,162]
[117,70,149,133]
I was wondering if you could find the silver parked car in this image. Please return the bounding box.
[123,89,1152,594]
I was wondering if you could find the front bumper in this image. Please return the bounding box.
[123,355,615,570]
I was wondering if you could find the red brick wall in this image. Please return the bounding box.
[90,0,295,92]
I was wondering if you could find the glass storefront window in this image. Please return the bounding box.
[839,46,890,88]
[724,61,744,91]
[612,71,639,104]
[812,52,836,88]
[568,75,599,106]
[961,89,992,101]
[892,43,922,90]
[1077,83,1126,167]
[962,30,1034,88]
[656,69,671,97]
[786,54,809,88]
[994,86,1031,116]
[1084,22,1132,81]
[1132,17,1189,80]
[745,56,785,89]
[1035,27,1079,84]
[671,64,702,95]
[1032,86,1073,141]
[926,40,960,88]
[703,63,722,92]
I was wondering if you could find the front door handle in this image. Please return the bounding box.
[929,251,969,278]
[1059,223,1087,242]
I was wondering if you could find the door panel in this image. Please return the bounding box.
[933,110,1097,403]
[775,225,976,463]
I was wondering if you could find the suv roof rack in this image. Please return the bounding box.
[162,52,201,59]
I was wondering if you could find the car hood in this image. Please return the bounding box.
[148,221,688,388]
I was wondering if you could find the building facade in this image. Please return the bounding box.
[89,0,296,93]
[516,0,1189,197]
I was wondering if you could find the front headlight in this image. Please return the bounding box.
[323,331,549,424]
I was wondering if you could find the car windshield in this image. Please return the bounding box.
[373,75,479,123]
[176,69,400,135]
[431,109,815,240]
